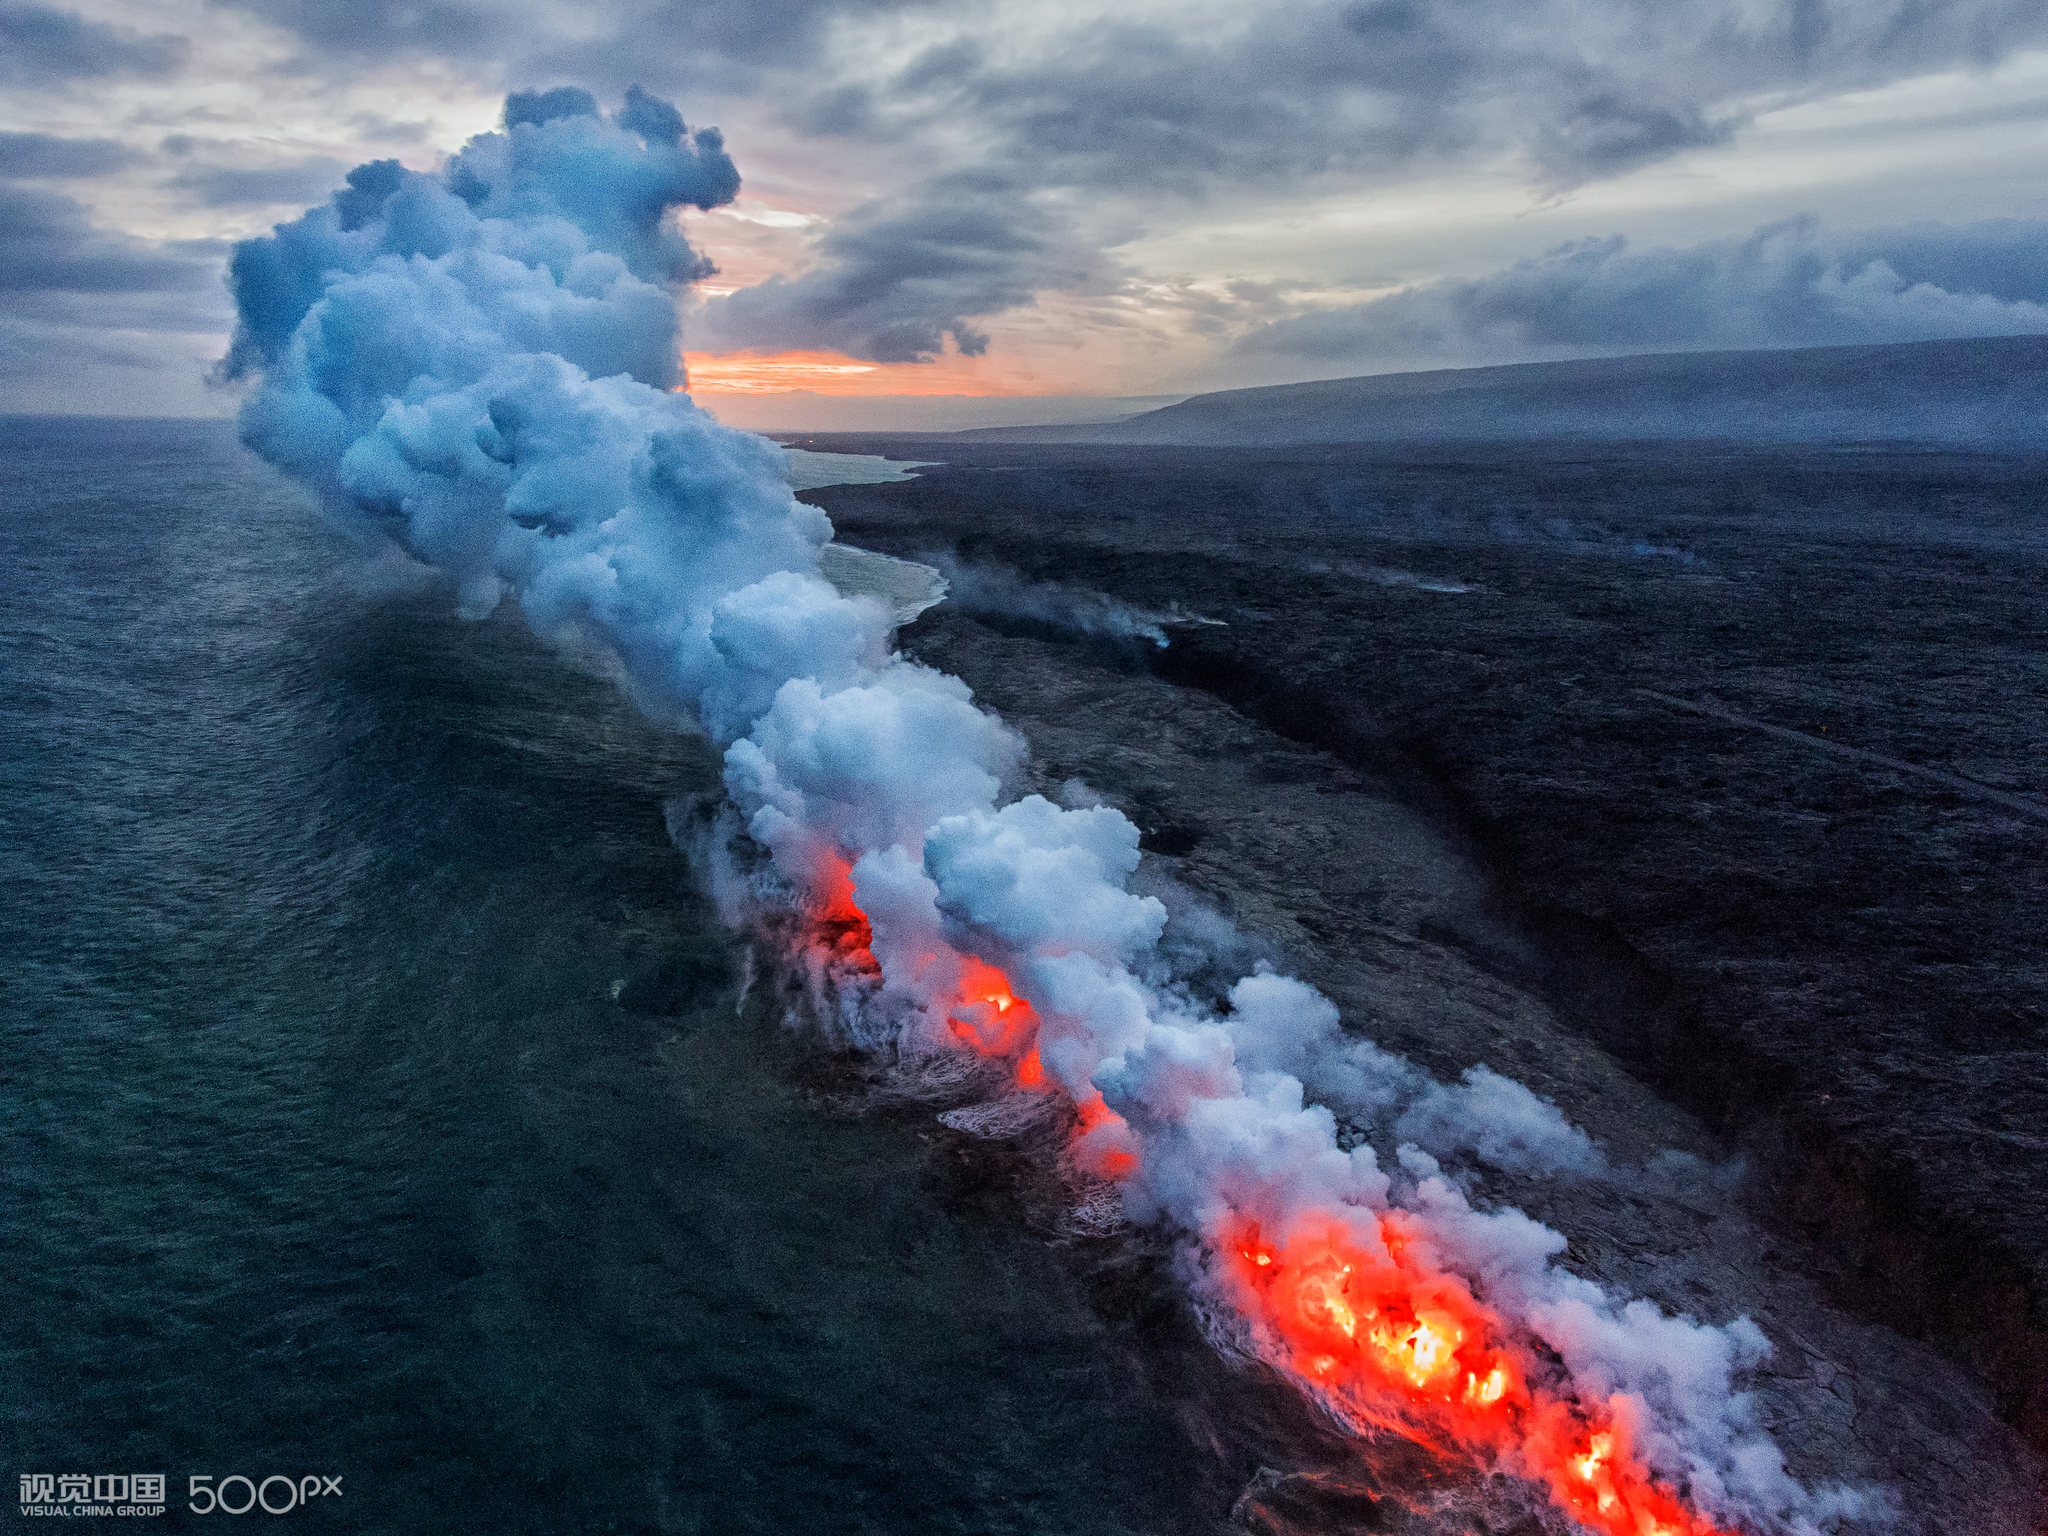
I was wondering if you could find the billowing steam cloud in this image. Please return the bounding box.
[223,89,1871,1535]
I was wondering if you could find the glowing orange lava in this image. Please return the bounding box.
[945,955,1038,1057]
[1222,1219,1736,1536]
[803,873,1722,1535]
[810,855,874,963]
[1072,1091,1139,1180]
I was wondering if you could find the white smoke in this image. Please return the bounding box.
[222,88,1868,1534]
[925,551,1198,647]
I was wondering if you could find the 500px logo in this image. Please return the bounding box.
[188,1476,343,1515]
[17,1473,343,1518]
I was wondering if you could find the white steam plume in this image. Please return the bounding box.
[924,550,1182,647]
[221,88,1869,1535]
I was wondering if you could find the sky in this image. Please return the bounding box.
[4,0,2048,423]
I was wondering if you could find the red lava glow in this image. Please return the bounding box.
[940,959,1141,1169]
[946,955,1038,1057]
[810,865,1140,1170]
[1221,1218,1736,1536]
[811,856,874,962]
[1015,1047,1047,1089]
[1072,1091,1139,1179]
[806,870,1720,1534]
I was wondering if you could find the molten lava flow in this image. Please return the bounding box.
[805,872,1140,1173]
[804,874,1717,1535]
[945,954,1038,1057]
[1222,1219,1737,1536]
[811,855,875,964]
[1071,1091,1139,1179]
[941,959,1140,1170]
[1015,1047,1047,1089]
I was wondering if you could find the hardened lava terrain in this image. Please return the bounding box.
[795,436,2048,1531]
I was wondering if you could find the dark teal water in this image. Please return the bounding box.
[0,417,1233,1534]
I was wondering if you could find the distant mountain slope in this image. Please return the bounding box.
[952,336,2048,446]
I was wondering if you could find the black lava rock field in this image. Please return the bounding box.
[796,436,2048,1505]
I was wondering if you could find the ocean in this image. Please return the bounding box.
[0,416,1230,1534]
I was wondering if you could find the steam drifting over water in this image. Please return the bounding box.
[221,87,1875,1534]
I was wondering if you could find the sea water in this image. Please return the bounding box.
[0,417,1225,1534]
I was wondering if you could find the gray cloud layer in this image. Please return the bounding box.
[0,0,186,84]
[1233,217,2048,371]
[0,115,351,408]
[169,157,351,209]
[213,0,2048,191]
[887,0,2048,189]
[0,131,135,178]
[213,0,908,83]
[0,185,218,298]
[8,0,2048,403]
[0,183,229,408]
[691,172,1117,362]
[693,0,2048,360]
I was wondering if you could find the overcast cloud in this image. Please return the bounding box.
[1233,216,2048,372]
[691,171,1122,362]
[0,0,2045,412]
[689,0,2048,365]
[0,0,185,85]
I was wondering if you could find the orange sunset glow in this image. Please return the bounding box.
[683,350,1087,397]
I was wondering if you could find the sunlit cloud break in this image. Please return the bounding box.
[683,351,878,393]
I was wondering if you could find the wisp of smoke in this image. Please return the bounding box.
[221,88,1874,1535]
[925,550,1178,647]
